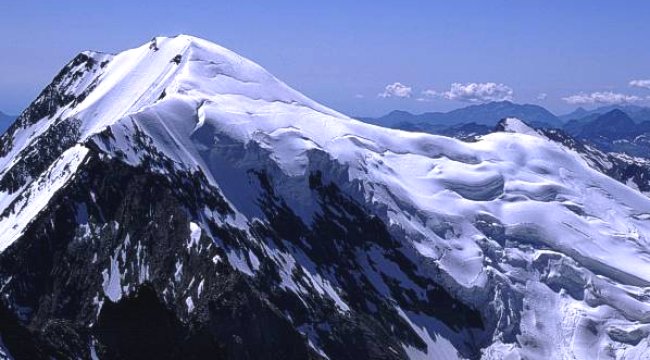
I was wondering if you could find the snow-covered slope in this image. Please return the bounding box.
[1,35,650,359]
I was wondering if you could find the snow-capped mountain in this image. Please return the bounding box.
[1,35,650,359]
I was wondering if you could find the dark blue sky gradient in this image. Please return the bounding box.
[1,1,649,116]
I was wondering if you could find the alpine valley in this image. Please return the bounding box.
[1,35,650,360]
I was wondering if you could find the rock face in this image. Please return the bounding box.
[1,36,650,359]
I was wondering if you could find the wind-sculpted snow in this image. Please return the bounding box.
[1,35,650,359]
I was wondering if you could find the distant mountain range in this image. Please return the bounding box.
[566,109,638,140]
[359,102,650,157]
[0,111,16,134]
[560,104,650,123]
[563,109,650,156]
[360,100,563,129]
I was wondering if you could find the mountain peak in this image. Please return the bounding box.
[603,108,630,118]
[147,34,243,62]
[594,108,635,127]
[46,35,346,140]
[492,100,514,106]
[387,109,413,116]
[573,108,637,140]
[494,117,539,136]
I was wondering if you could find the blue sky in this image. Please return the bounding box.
[1,1,649,117]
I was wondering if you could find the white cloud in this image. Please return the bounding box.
[562,91,642,105]
[414,89,438,102]
[354,94,365,99]
[537,93,548,101]
[421,89,438,98]
[378,82,412,98]
[630,79,650,90]
[424,82,514,103]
